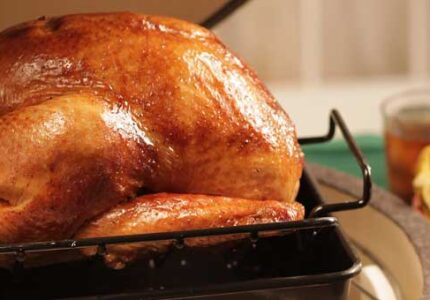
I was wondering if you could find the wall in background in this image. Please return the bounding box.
[215,0,427,82]
[321,0,408,79]
[215,0,301,81]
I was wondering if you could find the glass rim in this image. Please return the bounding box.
[381,87,430,116]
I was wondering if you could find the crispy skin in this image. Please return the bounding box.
[0,94,152,243]
[0,12,303,244]
[76,193,305,269]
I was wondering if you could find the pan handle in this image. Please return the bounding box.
[298,109,372,217]
[200,0,250,29]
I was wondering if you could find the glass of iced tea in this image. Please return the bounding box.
[382,89,430,203]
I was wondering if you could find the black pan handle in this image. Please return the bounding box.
[298,109,372,217]
[200,0,249,29]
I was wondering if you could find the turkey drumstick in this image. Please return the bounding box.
[76,193,305,269]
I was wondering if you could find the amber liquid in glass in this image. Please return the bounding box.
[385,132,428,201]
[385,106,430,202]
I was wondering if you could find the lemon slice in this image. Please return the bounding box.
[413,146,430,212]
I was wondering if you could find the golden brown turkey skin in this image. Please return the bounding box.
[0,94,153,243]
[0,12,303,244]
[76,193,304,269]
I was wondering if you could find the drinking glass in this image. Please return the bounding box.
[382,89,430,202]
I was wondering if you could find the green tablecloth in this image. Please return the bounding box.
[303,134,387,188]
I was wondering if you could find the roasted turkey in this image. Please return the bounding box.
[0,12,304,266]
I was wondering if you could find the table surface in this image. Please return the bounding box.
[309,163,430,300]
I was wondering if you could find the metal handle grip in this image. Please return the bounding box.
[299,109,372,217]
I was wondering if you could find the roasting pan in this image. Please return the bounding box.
[0,109,372,300]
